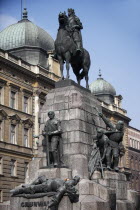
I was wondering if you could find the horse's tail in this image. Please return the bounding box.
[80,49,91,79]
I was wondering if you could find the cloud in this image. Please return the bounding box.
[0,14,18,31]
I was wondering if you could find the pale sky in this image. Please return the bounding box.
[0,0,140,129]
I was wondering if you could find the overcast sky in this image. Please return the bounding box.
[0,0,140,129]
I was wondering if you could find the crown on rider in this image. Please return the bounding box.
[68,8,75,14]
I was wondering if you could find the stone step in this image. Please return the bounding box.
[73,195,111,210]
[127,190,140,210]
[91,171,128,200]
[116,200,135,210]
[78,179,116,202]
[98,179,127,200]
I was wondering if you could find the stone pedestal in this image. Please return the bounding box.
[40,80,103,178]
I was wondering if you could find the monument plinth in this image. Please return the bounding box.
[40,79,102,179]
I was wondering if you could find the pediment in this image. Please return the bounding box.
[9,114,21,124]
[22,118,33,128]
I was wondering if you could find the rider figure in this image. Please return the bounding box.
[67,8,83,54]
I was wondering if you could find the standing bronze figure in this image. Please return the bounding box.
[55,9,90,89]
[43,111,62,167]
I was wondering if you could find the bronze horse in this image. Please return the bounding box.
[55,12,91,89]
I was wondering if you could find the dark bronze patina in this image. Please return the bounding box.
[11,175,80,210]
[43,111,62,168]
[55,9,91,89]
[89,111,125,177]
[98,112,125,172]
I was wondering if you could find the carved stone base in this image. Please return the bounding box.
[10,196,72,210]
[40,79,102,177]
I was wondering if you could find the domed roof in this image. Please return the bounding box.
[90,71,116,96]
[0,10,54,52]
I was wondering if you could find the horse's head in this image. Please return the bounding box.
[58,12,68,26]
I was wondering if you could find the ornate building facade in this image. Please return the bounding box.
[0,9,60,202]
[127,126,140,193]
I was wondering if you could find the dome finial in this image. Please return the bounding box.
[98,69,102,78]
[22,8,28,19]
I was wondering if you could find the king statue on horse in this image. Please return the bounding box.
[54,8,91,89]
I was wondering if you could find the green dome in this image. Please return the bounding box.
[89,72,116,104]
[90,77,116,96]
[0,19,54,52]
[0,9,54,68]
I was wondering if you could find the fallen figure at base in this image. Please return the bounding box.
[10,175,80,209]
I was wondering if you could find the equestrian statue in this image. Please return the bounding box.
[55,8,91,89]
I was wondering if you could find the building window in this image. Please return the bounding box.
[11,159,17,177]
[0,122,3,141]
[10,91,16,109]
[10,124,16,144]
[130,138,132,147]
[138,142,140,149]
[132,139,135,148]
[24,96,28,113]
[40,102,44,112]
[23,128,29,147]
[0,190,3,203]
[135,140,137,149]
[24,162,29,179]
[130,156,133,169]
[23,92,32,114]
[0,157,3,175]
[0,87,4,105]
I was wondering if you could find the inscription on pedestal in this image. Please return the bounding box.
[21,201,49,207]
